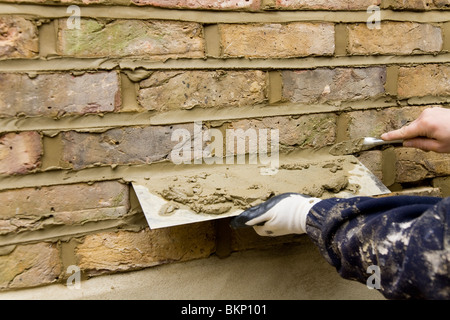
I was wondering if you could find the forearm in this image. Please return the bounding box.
[306,196,450,299]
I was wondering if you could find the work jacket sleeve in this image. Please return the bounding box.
[305,195,450,299]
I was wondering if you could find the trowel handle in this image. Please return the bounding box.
[363,137,404,147]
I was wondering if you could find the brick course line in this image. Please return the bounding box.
[0,54,449,72]
[0,4,449,23]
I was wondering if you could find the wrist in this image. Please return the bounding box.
[298,197,321,231]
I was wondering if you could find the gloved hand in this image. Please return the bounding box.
[230,193,321,237]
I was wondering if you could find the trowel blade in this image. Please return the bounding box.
[132,154,390,229]
[132,183,244,229]
[329,137,403,156]
[329,138,367,156]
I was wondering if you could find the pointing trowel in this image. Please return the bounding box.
[130,152,391,229]
[329,137,403,156]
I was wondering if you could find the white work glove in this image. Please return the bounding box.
[230,193,321,237]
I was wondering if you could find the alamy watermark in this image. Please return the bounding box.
[170,121,279,175]
[366,265,381,290]
[66,5,81,30]
[66,265,81,290]
[367,5,381,30]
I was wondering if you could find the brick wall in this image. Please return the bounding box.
[0,0,450,291]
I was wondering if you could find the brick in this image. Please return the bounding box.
[220,23,335,58]
[0,0,121,3]
[348,22,442,55]
[138,70,267,111]
[0,181,129,235]
[0,72,121,117]
[273,0,380,10]
[395,148,450,183]
[282,67,386,104]
[76,223,216,275]
[0,242,61,290]
[0,16,38,59]
[398,64,450,99]
[57,19,204,59]
[132,0,261,10]
[385,0,450,10]
[346,106,427,139]
[0,131,42,175]
[228,114,337,151]
[61,124,199,170]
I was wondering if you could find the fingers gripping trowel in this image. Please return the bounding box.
[131,152,391,229]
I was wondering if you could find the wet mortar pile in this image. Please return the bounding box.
[146,154,361,217]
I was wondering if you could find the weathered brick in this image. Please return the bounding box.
[395,148,450,183]
[57,19,204,59]
[398,64,450,99]
[0,181,129,235]
[76,223,216,275]
[273,0,380,10]
[138,70,267,111]
[348,22,442,55]
[282,67,386,104]
[385,0,450,10]
[346,106,427,139]
[220,23,335,58]
[61,124,199,169]
[0,16,38,59]
[0,72,121,117]
[132,0,261,10]
[228,114,337,151]
[0,131,42,175]
[0,0,123,3]
[0,242,61,290]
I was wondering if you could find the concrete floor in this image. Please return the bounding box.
[0,240,384,300]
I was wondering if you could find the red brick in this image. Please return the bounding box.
[385,0,450,10]
[220,23,335,58]
[61,124,199,170]
[0,72,121,117]
[229,114,337,151]
[398,64,450,99]
[346,106,427,139]
[282,67,386,104]
[0,131,42,175]
[0,16,38,59]
[348,22,442,55]
[273,0,380,10]
[57,19,204,59]
[0,242,61,290]
[76,223,216,276]
[132,0,261,10]
[138,70,267,111]
[395,148,450,183]
[0,181,129,235]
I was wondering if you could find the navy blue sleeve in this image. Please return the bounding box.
[305,195,450,299]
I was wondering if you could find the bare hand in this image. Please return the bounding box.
[381,107,450,153]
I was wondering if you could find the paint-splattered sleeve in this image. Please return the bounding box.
[305,196,450,299]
